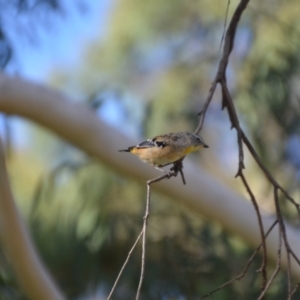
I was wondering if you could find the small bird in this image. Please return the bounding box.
[119,132,208,171]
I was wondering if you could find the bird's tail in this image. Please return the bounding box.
[118,148,132,152]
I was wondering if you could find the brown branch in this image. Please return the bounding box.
[107,230,144,300]
[195,77,218,134]
[194,0,300,296]
[108,164,185,299]
[221,80,245,174]
[107,164,185,300]
[239,172,267,291]
[215,61,300,300]
[220,77,300,298]
[219,0,231,52]
[290,250,300,266]
[135,166,184,299]
[274,188,293,300]
[291,283,300,298]
[195,0,250,134]
[257,188,300,300]
[135,181,151,300]
[241,132,300,216]
[257,226,282,300]
[194,0,300,297]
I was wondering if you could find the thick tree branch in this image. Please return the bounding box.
[0,138,65,300]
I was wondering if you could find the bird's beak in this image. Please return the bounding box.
[203,144,209,148]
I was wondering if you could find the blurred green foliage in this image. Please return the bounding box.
[1,0,300,299]
[22,161,297,299]
[10,161,285,300]
[237,0,300,172]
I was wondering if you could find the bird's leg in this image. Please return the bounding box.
[153,159,186,184]
[170,159,186,185]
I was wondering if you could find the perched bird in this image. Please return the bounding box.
[119,132,208,171]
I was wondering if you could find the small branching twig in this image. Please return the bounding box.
[109,162,186,300]
[107,230,144,300]
[195,0,251,135]
[221,80,245,175]
[257,227,282,300]
[135,180,151,299]
[239,172,267,290]
[273,188,295,300]
[136,163,185,299]
[199,220,278,300]
[219,0,231,52]
[291,283,300,298]
[241,132,300,216]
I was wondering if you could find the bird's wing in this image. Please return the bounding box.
[136,134,171,149]
[119,136,166,151]
[135,139,157,148]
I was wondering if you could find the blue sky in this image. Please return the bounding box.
[5,0,111,82]
[2,0,114,149]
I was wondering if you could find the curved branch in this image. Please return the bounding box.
[0,137,65,300]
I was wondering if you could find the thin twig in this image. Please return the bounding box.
[290,249,300,266]
[195,77,218,134]
[221,80,245,174]
[135,165,185,299]
[257,224,282,300]
[108,162,185,300]
[195,0,250,134]
[274,188,293,300]
[239,172,267,291]
[135,181,151,300]
[107,230,144,300]
[291,283,300,298]
[199,220,278,300]
[241,131,300,217]
[219,0,231,52]
[193,0,300,298]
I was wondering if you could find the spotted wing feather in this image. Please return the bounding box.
[136,137,166,148]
